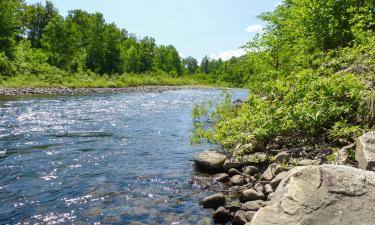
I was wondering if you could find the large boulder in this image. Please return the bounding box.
[194,150,227,173]
[356,132,375,171]
[250,165,375,225]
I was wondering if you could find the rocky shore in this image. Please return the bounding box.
[193,132,375,225]
[0,86,212,96]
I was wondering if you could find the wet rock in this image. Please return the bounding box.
[297,159,320,166]
[214,173,229,182]
[230,175,247,186]
[233,210,248,225]
[213,206,231,224]
[240,188,265,202]
[242,166,259,176]
[270,171,288,189]
[262,163,284,180]
[251,165,375,225]
[264,184,274,195]
[228,168,243,176]
[195,151,226,173]
[200,193,226,209]
[356,132,375,171]
[273,151,289,164]
[241,200,266,211]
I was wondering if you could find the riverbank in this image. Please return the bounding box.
[0,85,220,96]
[193,132,375,225]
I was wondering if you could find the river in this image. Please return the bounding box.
[0,88,248,225]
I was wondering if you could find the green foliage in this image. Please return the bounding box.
[0,0,24,58]
[193,0,375,152]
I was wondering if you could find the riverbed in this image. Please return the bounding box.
[0,88,247,224]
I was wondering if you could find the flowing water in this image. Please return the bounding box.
[0,88,248,225]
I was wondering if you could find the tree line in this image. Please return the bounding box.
[1,0,244,79]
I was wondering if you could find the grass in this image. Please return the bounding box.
[0,73,230,88]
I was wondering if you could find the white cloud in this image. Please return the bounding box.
[210,49,246,61]
[245,24,263,33]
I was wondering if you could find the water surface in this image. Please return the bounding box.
[0,89,247,225]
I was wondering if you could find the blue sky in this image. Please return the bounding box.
[25,0,281,61]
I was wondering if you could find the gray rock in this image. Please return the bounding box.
[254,183,265,194]
[273,151,289,164]
[336,143,355,165]
[224,201,242,212]
[241,200,266,211]
[245,211,256,222]
[233,210,248,225]
[242,166,259,176]
[264,184,273,195]
[297,159,320,166]
[228,168,243,176]
[356,132,375,171]
[269,171,288,189]
[262,163,284,180]
[213,206,231,224]
[240,188,265,202]
[230,175,247,186]
[200,193,226,209]
[214,173,229,182]
[223,153,268,171]
[194,151,226,173]
[250,165,375,225]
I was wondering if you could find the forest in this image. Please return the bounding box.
[0,0,245,87]
[193,0,375,155]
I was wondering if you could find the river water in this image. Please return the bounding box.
[0,89,248,225]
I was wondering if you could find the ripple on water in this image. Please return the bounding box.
[0,89,248,224]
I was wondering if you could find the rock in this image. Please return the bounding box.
[262,163,284,180]
[254,183,265,194]
[224,158,247,171]
[245,211,256,222]
[213,206,231,224]
[273,151,289,164]
[269,171,288,189]
[241,200,266,211]
[223,153,268,171]
[233,210,248,225]
[250,165,375,225]
[356,132,375,171]
[240,188,265,202]
[230,175,247,186]
[228,168,243,176]
[194,150,226,173]
[264,184,273,195]
[297,159,320,166]
[336,143,355,165]
[214,173,229,182]
[242,166,259,176]
[200,193,226,209]
[225,201,242,212]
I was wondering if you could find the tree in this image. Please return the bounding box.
[24,1,58,48]
[0,0,24,58]
[200,55,210,74]
[42,16,81,71]
[182,56,198,74]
